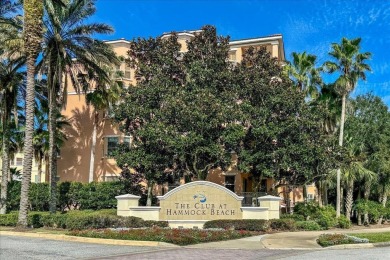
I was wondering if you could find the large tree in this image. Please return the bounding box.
[324,37,371,217]
[38,0,118,213]
[232,47,336,199]
[114,33,183,205]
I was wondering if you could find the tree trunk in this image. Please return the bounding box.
[357,191,362,226]
[316,181,323,207]
[378,190,388,225]
[0,112,10,214]
[146,181,154,206]
[37,158,42,183]
[363,181,371,224]
[340,186,344,215]
[88,111,99,183]
[48,89,58,214]
[345,181,354,220]
[336,94,347,218]
[323,181,328,206]
[18,57,37,227]
[18,0,43,228]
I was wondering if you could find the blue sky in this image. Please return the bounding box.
[91,0,390,106]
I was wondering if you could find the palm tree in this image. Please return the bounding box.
[284,51,322,99]
[16,0,45,227]
[340,136,375,220]
[86,68,123,183]
[324,37,371,217]
[38,0,118,213]
[0,53,24,214]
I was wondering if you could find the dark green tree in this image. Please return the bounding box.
[233,47,336,199]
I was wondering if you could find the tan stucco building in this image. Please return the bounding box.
[46,29,315,206]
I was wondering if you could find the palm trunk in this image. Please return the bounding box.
[48,89,57,213]
[336,94,347,217]
[18,57,36,227]
[378,188,388,225]
[146,181,154,206]
[37,157,42,183]
[363,181,371,224]
[88,111,98,183]
[357,191,362,226]
[345,181,354,220]
[0,112,10,214]
[340,186,344,214]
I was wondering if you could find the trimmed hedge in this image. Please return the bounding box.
[1,180,143,212]
[203,219,269,231]
[0,210,168,230]
[69,228,258,246]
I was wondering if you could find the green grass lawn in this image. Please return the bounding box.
[349,232,390,243]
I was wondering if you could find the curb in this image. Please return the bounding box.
[0,231,179,248]
[327,242,390,249]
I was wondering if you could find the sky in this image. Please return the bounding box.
[90,0,390,106]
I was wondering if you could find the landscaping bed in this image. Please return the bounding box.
[316,232,390,247]
[68,228,259,246]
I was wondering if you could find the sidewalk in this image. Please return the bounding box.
[187,226,390,250]
[1,226,389,250]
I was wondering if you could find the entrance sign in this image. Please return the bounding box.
[157,181,243,221]
[116,181,281,228]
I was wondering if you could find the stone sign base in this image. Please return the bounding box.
[116,181,281,229]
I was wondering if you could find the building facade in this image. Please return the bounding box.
[56,30,316,206]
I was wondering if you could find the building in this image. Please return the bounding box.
[49,29,315,206]
[0,152,47,183]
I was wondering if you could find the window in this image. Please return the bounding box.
[123,136,131,146]
[104,136,131,157]
[124,65,131,79]
[105,174,119,182]
[228,51,237,61]
[16,158,23,166]
[307,194,314,201]
[106,136,119,157]
[225,175,235,192]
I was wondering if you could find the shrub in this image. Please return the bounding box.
[269,219,296,231]
[294,201,320,220]
[78,182,124,210]
[281,213,305,221]
[314,206,337,229]
[29,183,50,211]
[69,228,257,246]
[0,210,167,230]
[0,212,18,226]
[296,221,321,231]
[337,215,351,229]
[0,211,49,227]
[40,213,69,229]
[203,219,269,231]
[143,220,169,228]
[354,199,386,224]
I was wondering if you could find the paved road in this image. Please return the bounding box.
[2,235,390,260]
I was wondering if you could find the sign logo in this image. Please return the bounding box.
[193,193,206,203]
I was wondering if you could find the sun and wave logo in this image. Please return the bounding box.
[193,193,207,203]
